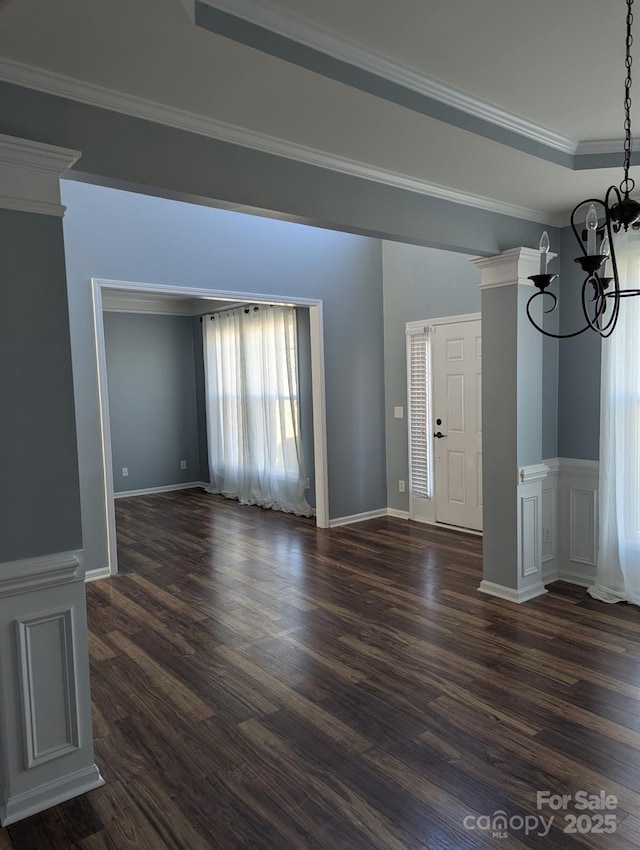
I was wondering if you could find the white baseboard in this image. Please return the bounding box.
[329,507,483,530]
[478,580,548,604]
[410,516,482,536]
[329,508,388,528]
[387,508,410,520]
[85,565,111,583]
[543,567,596,588]
[113,481,208,499]
[1,764,104,826]
[432,520,482,537]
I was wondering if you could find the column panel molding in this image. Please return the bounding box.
[0,550,103,826]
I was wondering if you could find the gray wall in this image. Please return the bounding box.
[61,179,385,572]
[104,312,203,493]
[557,225,601,460]
[0,80,558,571]
[0,210,82,562]
[1,81,547,257]
[542,308,559,459]
[382,242,481,512]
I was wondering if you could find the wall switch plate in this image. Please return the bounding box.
[398,480,405,492]
[180,460,187,470]
[122,467,128,477]
[543,528,551,543]
[394,406,404,419]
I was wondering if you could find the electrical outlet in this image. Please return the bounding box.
[304,477,310,489]
[122,467,128,477]
[180,460,187,470]
[394,406,404,419]
[398,480,405,493]
[543,528,551,543]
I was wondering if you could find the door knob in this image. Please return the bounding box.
[434,431,447,439]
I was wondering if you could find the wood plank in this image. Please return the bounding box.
[8,490,640,849]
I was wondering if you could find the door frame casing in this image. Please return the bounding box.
[91,278,330,577]
[406,312,481,532]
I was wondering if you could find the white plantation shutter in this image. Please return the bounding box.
[407,329,431,498]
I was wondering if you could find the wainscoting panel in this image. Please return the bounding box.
[541,480,556,564]
[0,551,103,826]
[514,463,548,599]
[569,488,598,566]
[16,609,80,769]
[542,458,599,587]
[520,494,539,577]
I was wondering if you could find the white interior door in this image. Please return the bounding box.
[433,319,482,531]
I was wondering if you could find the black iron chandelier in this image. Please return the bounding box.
[527,0,640,339]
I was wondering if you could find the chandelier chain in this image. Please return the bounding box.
[528,0,640,340]
[622,0,635,196]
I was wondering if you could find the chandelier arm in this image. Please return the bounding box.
[581,277,611,335]
[570,199,606,257]
[526,292,594,339]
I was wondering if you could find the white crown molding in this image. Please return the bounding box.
[0,132,81,174]
[200,0,577,156]
[426,311,482,327]
[473,247,558,289]
[0,58,558,225]
[0,550,84,597]
[0,132,81,216]
[575,139,624,156]
[102,293,199,315]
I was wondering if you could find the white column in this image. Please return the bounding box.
[0,134,104,826]
[472,247,554,603]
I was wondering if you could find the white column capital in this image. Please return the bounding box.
[471,246,557,290]
[0,133,81,217]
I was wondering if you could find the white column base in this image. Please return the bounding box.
[478,579,548,603]
[1,764,104,826]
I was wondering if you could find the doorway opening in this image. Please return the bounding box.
[92,278,329,577]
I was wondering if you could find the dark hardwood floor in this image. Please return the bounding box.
[3,488,640,848]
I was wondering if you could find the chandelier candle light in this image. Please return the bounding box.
[527,0,640,338]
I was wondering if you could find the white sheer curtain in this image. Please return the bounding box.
[589,230,640,605]
[203,304,313,517]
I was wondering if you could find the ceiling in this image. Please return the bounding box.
[0,0,636,223]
